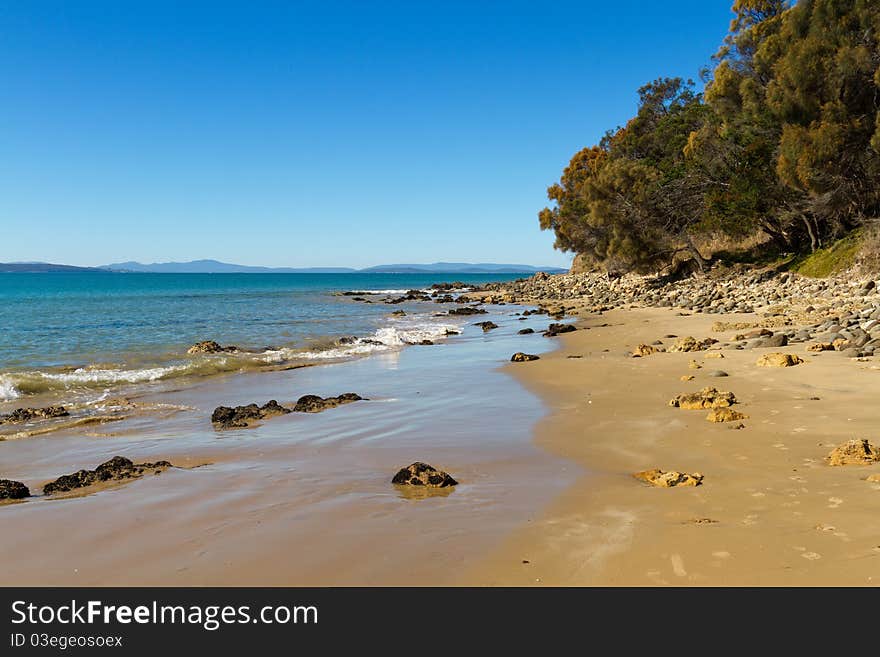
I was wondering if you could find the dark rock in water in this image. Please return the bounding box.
[391,462,457,488]
[433,294,455,303]
[292,393,363,413]
[187,340,238,355]
[475,321,498,332]
[211,400,291,429]
[518,328,535,335]
[408,339,434,345]
[391,310,406,316]
[445,329,461,336]
[0,479,30,500]
[511,352,540,362]
[0,406,69,424]
[42,456,173,496]
[351,297,366,302]
[544,323,577,337]
[448,306,487,316]
[386,292,431,304]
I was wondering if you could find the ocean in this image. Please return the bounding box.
[0,271,525,403]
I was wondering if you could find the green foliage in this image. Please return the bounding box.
[790,230,864,277]
[539,0,880,276]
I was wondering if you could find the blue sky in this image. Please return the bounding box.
[1,1,734,268]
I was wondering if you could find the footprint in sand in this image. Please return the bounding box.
[670,554,687,577]
[792,427,808,433]
[827,497,843,509]
[801,552,822,560]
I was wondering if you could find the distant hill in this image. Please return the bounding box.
[0,262,103,273]
[101,260,356,274]
[1,259,567,274]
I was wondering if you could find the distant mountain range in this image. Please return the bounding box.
[0,259,567,274]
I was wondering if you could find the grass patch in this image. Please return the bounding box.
[790,230,863,278]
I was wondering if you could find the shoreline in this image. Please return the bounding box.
[467,304,880,585]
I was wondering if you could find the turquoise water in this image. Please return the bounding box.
[0,272,523,401]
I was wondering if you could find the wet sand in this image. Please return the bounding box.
[0,308,576,586]
[469,307,880,585]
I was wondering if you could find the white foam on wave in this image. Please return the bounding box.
[0,375,20,401]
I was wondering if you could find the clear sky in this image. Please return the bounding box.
[1,1,735,269]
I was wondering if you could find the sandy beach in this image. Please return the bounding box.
[470,306,880,586]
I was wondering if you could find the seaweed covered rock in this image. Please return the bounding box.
[292,393,363,413]
[756,353,803,367]
[510,352,540,362]
[391,462,458,488]
[448,306,487,316]
[0,479,30,500]
[827,439,880,466]
[633,469,703,488]
[43,456,172,495]
[669,387,736,410]
[187,340,238,355]
[0,406,69,424]
[211,400,291,429]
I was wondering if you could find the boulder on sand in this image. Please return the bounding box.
[544,323,577,337]
[706,408,748,423]
[669,387,736,410]
[633,469,703,488]
[391,462,458,487]
[292,393,363,413]
[42,456,172,496]
[0,479,30,500]
[827,439,880,466]
[632,344,659,357]
[510,352,540,362]
[756,353,803,367]
[668,336,718,353]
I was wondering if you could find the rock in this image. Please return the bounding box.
[704,352,724,359]
[187,340,238,354]
[669,336,718,352]
[211,400,291,429]
[448,306,487,316]
[707,370,729,377]
[680,375,695,381]
[633,469,703,488]
[474,321,499,332]
[756,353,804,367]
[0,406,69,424]
[669,387,736,410]
[0,479,30,500]
[688,360,702,370]
[827,439,880,466]
[706,408,748,423]
[511,352,540,362]
[544,323,577,337]
[517,328,535,335]
[43,456,173,495]
[865,474,880,483]
[292,393,363,413]
[806,342,834,352]
[391,310,406,316]
[391,462,458,487]
[756,334,788,348]
[632,344,659,357]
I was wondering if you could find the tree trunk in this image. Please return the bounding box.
[802,215,818,252]
[684,234,708,273]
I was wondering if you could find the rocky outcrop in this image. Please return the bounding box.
[187,340,238,355]
[211,400,291,429]
[474,321,498,332]
[448,306,487,316]
[0,479,30,500]
[510,353,540,362]
[827,439,880,466]
[706,408,748,423]
[668,336,718,352]
[292,393,363,413]
[632,344,659,357]
[544,323,577,337]
[42,456,173,495]
[669,387,736,410]
[391,462,458,487]
[756,353,804,367]
[633,469,703,487]
[0,406,69,424]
